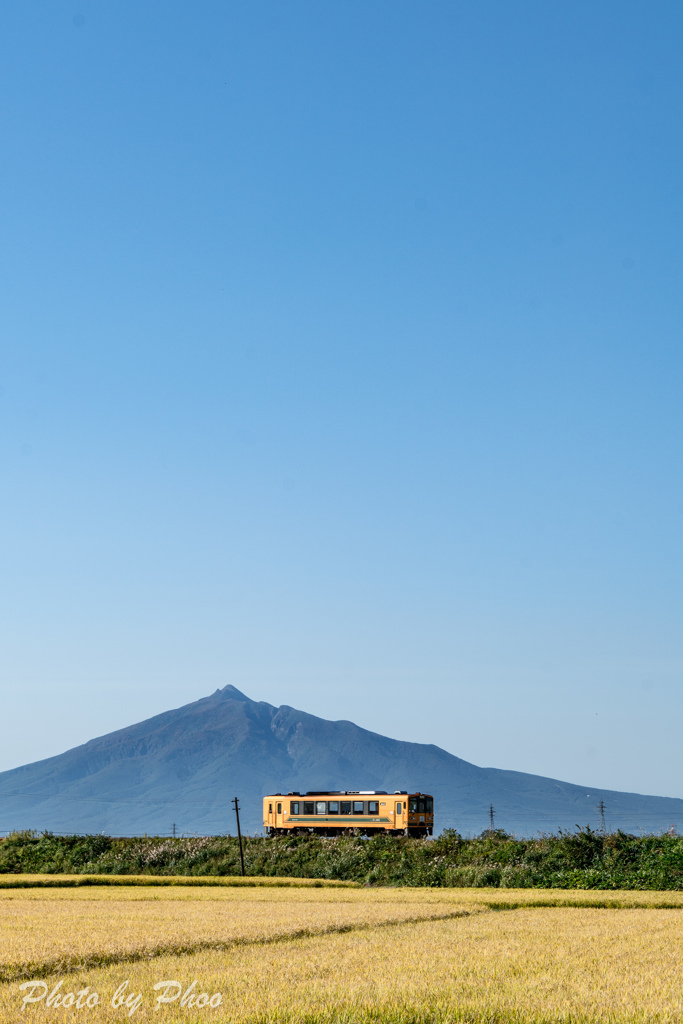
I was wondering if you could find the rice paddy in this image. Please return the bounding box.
[1,881,682,1022]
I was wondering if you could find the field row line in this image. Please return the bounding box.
[485,897,683,910]
[0,875,359,890]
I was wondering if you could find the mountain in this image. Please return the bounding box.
[0,685,680,837]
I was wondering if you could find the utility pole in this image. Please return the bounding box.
[597,800,606,833]
[171,823,177,839]
[233,797,245,877]
[489,803,495,833]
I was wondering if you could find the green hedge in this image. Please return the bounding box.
[1,828,682,888]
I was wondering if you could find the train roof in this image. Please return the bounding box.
[266,790,423,796]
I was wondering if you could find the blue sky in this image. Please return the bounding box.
[1,1,682,801]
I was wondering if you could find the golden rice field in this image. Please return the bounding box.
[2,880,683,1022]
[0,884,478,982]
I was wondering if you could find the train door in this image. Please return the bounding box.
[395,800,403,832]
[276,801,282,830]
[268,802,274,829]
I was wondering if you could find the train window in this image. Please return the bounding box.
[290,802,300,814]
[340,801,351,814]
[425,797,433,813]
[353,801,364,814]
[269,803,273,813]
[316,801,326,815]
[418,798,426,813]
[303,802,314,815]
[277,803,282,814]
[409,798,418,813]
[368,801,379,814]
[396,802,402,814]
[328,802,339,813]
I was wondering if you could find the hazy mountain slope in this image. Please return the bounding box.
[0,685,680,836]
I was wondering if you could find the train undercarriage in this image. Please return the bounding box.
[266,826,431,838]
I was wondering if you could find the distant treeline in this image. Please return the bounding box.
[1,829,683,889]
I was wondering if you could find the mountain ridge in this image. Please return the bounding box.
[0,685,680,836]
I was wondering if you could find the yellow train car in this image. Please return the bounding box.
[263,790,434,837]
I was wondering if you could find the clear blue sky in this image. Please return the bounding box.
[1,1,681,799]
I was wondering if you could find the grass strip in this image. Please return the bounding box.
[0,874,358,890]
[484,896,683,910]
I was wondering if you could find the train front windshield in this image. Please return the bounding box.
[409,797,433,814]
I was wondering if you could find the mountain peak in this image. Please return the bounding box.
[214,684,252,701]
